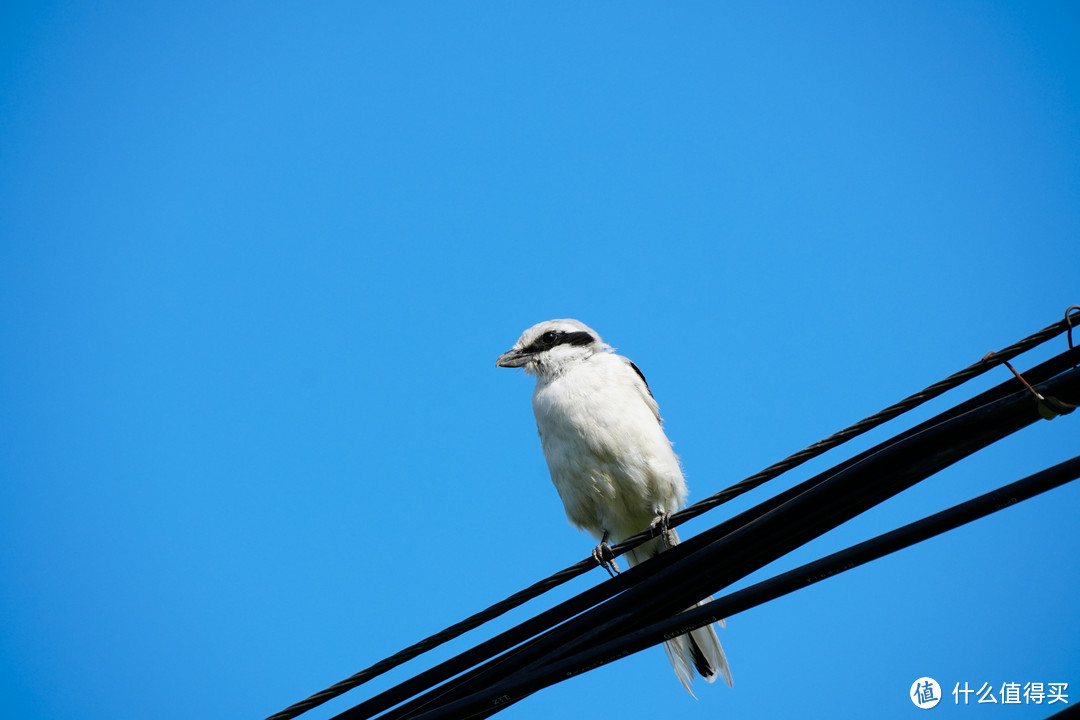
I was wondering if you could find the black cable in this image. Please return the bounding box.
[265,315,1076,720]
[351,353,1078,720]
[415,454,1080,720]
[380,366,1079,720]
[536,369,1080,686]
[340,351,1080,720]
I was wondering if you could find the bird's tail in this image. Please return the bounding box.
[625,528,733,694]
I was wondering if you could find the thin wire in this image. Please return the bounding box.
[265,312,1076,720]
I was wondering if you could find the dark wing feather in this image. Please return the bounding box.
[629,360,654,398]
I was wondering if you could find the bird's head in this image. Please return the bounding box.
[496,319,608,377]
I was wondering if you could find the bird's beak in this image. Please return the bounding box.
[496,347,530,368]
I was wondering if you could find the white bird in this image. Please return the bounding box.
[496,319,732,693]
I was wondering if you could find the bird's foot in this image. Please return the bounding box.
[650,512,676,549]
[592,540,621,577]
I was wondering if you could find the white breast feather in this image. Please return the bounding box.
[531,352,687,542]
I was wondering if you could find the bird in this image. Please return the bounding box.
[496,318,732,693]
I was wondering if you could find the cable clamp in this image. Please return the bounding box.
[1003,360,1076,420]
[1037,395,1077,420]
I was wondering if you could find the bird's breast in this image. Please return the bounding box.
[530,365,687,540]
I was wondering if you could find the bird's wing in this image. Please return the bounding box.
[627,358,662,424]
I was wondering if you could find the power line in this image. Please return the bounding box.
[335,344,1080,720]
[366,361,1079,720]
[407,455,1080,720]
[265,313,1078,720]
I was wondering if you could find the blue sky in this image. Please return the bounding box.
[1,2,1078,719]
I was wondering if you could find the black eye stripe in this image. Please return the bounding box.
[526,330,595,352]
[561,331,595,347]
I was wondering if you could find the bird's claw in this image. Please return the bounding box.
[592,542,621,577]
[650,512,675,549]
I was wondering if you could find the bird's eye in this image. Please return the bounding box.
[541,331,559,345]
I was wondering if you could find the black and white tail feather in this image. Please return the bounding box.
[626,531,733,693]
[497,318,733,693]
